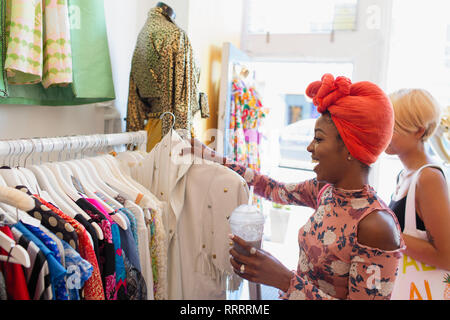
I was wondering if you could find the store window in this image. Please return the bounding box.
[246,0,358,35]
[386,0,450,106]
[376,0,450,202]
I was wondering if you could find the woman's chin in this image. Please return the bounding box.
[384,146,395,155]
[313,164,321,179]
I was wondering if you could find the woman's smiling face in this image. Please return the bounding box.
[307,114,349,184]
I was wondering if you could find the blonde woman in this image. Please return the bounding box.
[385,89,450,270]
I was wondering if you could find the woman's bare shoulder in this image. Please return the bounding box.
[357,210,401,251]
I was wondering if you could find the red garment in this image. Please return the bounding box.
[306,73,394,165]
[0,226,30,300]
[33,195,106,300]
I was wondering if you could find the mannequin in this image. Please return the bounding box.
[127,1,209,151]
[155,2,176,21]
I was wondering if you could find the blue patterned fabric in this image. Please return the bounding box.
[61,239,93,300]
[111,222,127,299]
[25,224,62,266]
[24,223,69,300]
[15,222,67,300]
[119,207,139,249]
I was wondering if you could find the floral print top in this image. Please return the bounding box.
[225,163,405,300]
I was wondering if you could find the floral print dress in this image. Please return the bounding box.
[225,163,406,300]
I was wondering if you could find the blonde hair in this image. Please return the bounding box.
[389,88,442,141]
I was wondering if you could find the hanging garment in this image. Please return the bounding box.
[0,270,6,300]
[116,211,141,272]
[42,0,72,88]
[123,255,147,300]
[146,206,166,300]
[0,225,31,300]
[14,185,79,251]
[35,195,105,300]
[229,79,268,171]
[61,239,93,300]
[75,198,117,300]
[0,0,6,97]
[4,0,43,85]
[11,227,53,300]
[39,224,65,268]
[73,214,100,265]
[86,198,127,300]
[121,198,158,300]
[0,0,115,105]
[126,7,209,148]
[229,79,268,207]
[22,222,68,300]
[129,131,248,299]
[106,164,164,301]
[178,163,249,299]
[144,118,163,153]
[131,131,190,299]
[94,191,141,270]
[14,222,67,300]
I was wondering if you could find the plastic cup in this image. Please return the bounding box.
[229,204,265,256]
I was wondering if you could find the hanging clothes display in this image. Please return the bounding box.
[0,129,250,301]
[0,0,115,105]
[229,78,268,170]
[126,4,209,151]
[0,133,158,300]
[229,76,269,207]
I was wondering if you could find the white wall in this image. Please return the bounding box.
[104,0,140,133]
[0,105,106,139]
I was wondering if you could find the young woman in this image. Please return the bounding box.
[185,74,405,299]
[385,89,450,270]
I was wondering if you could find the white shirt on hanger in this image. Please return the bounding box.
[130,130,248,299]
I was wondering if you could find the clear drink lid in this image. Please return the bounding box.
[229,204,265,225]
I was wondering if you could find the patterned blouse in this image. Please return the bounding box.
[225,163,405,300]
[15,186,79,251]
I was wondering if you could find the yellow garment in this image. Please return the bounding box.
[145,117,197,152]
[145,118,162,152]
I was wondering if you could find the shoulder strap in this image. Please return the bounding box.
[316,183,331,208]
[404,164,447,233]
[396,169,404,184]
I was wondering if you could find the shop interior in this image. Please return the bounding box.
[0,0,448,301]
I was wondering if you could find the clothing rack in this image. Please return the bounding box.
[0,131,148,160]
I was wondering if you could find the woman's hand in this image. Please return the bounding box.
[180,138,227,164]
[229,234,294,292]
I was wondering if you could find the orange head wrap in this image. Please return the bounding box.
[306,73,394,165]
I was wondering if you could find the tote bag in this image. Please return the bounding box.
[391,164,450,300]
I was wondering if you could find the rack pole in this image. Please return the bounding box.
[0,131,148,156]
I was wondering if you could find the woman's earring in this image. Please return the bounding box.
[347,156,352,161]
